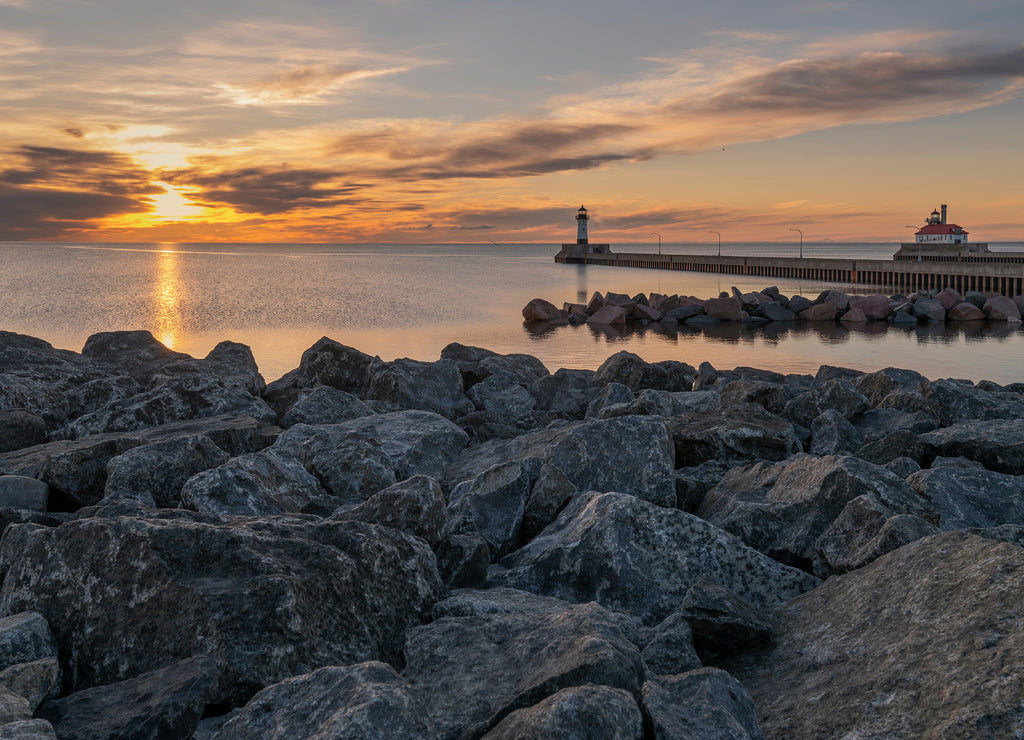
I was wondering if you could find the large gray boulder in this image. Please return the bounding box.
[446,459,538,558]
[0,515,442,704]
[280,386,374,427]
[332,475,447,548]
[63,375,276,439]
[403,592,645,739]
[667,404,802,468]
[529,369,598,420]
[103,435,229,508]
[698,455,936,573]
[724,532,1024,739]
[490,492,819,625]
[0,411,46,454]
[216,662,435,740]
[366,358,475,420]
[151,341,265,396]
[908,461,1024,530]
[854,367,928,407]
[298,427,398,502]
[642,668,764,740]
[291,337,376,393]
[278,411,469,482]
[181,448,331,516]
[782,378,869,429]
[919,419,1024,474]
[36,656,217,740]
[483,685,643,740]
[0,614,58,673]
[0,477,48,512]
[80,330,189,385]
[923,378,1024,426]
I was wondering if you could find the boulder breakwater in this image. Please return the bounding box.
[2,328,1024,737]
[523,284,1024,327]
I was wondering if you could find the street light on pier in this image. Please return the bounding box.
[709,231,721,257]
[650,232,662,255]
[789,228,803,259]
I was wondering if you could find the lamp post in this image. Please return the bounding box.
[905,226,921,262]
[650,232,661,255]
[789,228,803,259]
[709,231,721,257]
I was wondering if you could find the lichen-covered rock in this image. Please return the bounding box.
[36,656,217,740]
[0,613,57,673]
[434,533,490,591]
[490,492,819,625]
[643,668,765,740]
[698,455,936,572]
[0,515,442,704]
[403,594,645,739]
[103,435,229,508]
[853,367,928,407]
[181,448,330,516]
[294,337,376,393]
[522,463,577,542]
[922,379,1024,426]
[908,462,1024,530]
[483,684,644,740]
[151,341,265,396]
[366,358,475,420]
[529,369,598,420]
[809,408,861,456]
[216,662,436,740]
[333,475,447,548]
[281,386,374,427]
[667,404,802,468]
[919,419,1024,474]
[299,427,398,502]
[724,533,1024,739]
[677,581,772,657]
[640,611,702,677]
[467,371,537,419]
[782,378,869,429]
[446,459,538,558]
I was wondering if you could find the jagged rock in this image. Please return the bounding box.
[181,448,330,516]
[0,614,57,673]
[434,533,490,590]
[299,427,398,502]
[853,407,939,446]
[467,371,536,418]
[813,494,939,575]
[585,382,635,418]
[529,369,598,420]
[0,657,61,713]
[856,429,930,466]
[0,477,48,512]
[809,408,861,456]
[366,358,474,420]
[839,305,867,323]
[483,685,643,740]
[759,301,794,322]
[0,515,442,704]
[719,381,786,415]
[80,330,189,385]
[912,296,946,322]
[983,294,1023,322]
[797,302,836,321]
[152,341,265,396]
[522,298,561,321]
[588,304,626,325]
[948,301,985,320]
[37,656,216,740]
[640,611,702,677]
[332,475,447,547]
[704,297,743,321]
[642,668,764,740]
[919,419,1024,474]
[0,411,46,454]
[848,295,892,320]
[103,435,229,508]
[782,378,869,429]
[522,463,577,541]
[698,455,936,572]
[854,367,928,407]
[292,337,376,393]
[490,492,819,625]
[666,304,703,321]
[908,463,1024,530]
[279,411,468,482]
[403,594,645,739]
[885,456,922,478]
[476,354,549,387]
[63,374,276,439]
[0,689,30,725]
[447,460,538,558]
[724,532,1024,739]
[935,287,961,309]
[677,581,772,656]
[216,662,435,740]
[593,351,669,392]
[922,378,1024,426]
[667,404,802,468]
[281,386,374,427]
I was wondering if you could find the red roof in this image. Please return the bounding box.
[916,224,968,235]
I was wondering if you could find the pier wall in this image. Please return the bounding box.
[555,252,1024,296]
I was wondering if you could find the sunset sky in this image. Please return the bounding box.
[2,0,1024,244]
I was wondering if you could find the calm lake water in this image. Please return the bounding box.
[2,241,1024,383]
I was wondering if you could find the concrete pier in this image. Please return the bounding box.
[555,251,1024,296]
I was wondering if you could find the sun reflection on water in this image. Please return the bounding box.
[154,246,182,349]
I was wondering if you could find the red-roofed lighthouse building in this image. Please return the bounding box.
[915,205,970,245]
[896,205,989,260]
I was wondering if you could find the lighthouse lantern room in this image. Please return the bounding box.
[556,204,611,260]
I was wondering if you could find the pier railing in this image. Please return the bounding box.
[555,252,1024,296]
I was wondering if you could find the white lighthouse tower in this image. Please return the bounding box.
[576,205,589,245]
[556,204,611,260]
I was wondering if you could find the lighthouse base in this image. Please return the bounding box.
[557,243,613,262]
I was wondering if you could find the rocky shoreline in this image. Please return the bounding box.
[2,327,1024,738]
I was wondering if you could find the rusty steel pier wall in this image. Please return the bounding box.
[555,252,1024,296]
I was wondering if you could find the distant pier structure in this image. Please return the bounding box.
[556,206,612,260]
[895,204,989,261]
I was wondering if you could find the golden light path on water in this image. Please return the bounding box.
[154,247,182,350]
